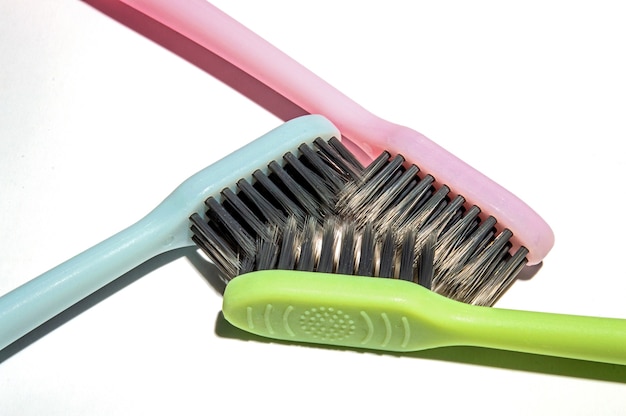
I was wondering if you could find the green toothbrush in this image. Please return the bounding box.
[223,270,626,365]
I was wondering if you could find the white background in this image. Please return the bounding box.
[2,1,626,414]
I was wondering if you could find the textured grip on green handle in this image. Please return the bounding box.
[223,271,626,365]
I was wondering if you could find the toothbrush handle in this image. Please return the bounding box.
[453,303,626,365]
[0,210,178,351]
[119,0,553,265]
[223,271,626,365]
[0,115,341,352]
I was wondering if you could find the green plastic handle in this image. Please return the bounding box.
[223,271,626,365]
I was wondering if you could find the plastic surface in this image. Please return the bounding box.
[0,115,340,351]
[120,0,554,265]
[223,271,626,365]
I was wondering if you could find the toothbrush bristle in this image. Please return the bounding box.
[190,137,528,306]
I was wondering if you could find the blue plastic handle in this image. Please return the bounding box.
[0,115,340,351]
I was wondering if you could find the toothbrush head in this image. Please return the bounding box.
[221,270,453,353]
[191,124,528,306]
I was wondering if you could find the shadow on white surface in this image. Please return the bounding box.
[82,0,307,125]
[0,247,224,364]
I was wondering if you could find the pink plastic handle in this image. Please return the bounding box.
[120,0,554,265]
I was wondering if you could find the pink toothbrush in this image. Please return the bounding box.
[120,0,554,265]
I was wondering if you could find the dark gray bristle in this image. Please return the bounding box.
[252,169,306,222]
[236,178,287,227]
[317,218,338,273]
[190,136,529,306]
[313,138,363,182]
[296,217,318,272]
[276,217,299,270]
[378,230,396,279]
[399,231,417,282]
[189,213,239,278]
[337,222,357,275]
[282,152,337,210]
[328,137,365,172]
[297,143,346,191]
[417,233,436,289]
[268,161,326,220]
[254,235,279,272]
[220,187,271,241]
[356,223,375,277]
[203,197,255,258]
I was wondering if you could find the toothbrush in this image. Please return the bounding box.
[183,140,626,364]
[223,270,626,365]
[119,0,554,266]
[0,115,339,351]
